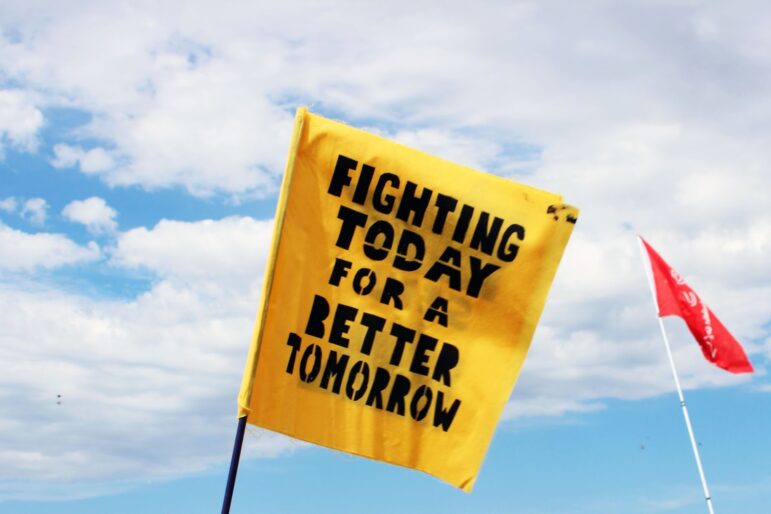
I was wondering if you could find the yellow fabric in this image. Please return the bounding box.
[238,108,578,491]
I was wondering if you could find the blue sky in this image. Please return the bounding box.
[1,2,770,513]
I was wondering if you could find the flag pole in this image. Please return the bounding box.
[221,415,247,514]
[638,237,716,514]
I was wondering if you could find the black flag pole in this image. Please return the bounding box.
[221,416,248,514]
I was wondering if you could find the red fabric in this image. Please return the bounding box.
[641,237,753,374]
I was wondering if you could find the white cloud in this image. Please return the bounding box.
[376,127,514,174]
[62,197,118,234]
[0,283,295,497]
[0,222,101,271]
[0,1,766,201]
[0,89,43,157]
[95,59,291,196]
[111,216,272,288]
[0,197,17,213]
[50,144,81,168]
[51,144,115,174]
[0,215,284,499]
[20,198,48,225]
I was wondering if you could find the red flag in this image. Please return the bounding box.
[640,237,753,374]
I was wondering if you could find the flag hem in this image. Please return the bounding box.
[237,107,307,417]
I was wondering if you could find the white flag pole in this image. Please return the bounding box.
[638,237,716,514]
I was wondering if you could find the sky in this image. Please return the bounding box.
[1,1,770,513]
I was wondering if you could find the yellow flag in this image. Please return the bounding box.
[238,108,578,491]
